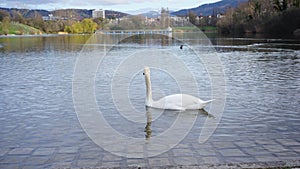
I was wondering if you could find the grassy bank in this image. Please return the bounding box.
[0,22,42,35]
[173,26,200,32]
[199,26,218,32]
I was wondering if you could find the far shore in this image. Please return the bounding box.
[0,33,93,38]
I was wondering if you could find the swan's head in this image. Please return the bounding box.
[143,67,150,76]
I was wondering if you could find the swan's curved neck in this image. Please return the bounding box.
[144,71,153,105]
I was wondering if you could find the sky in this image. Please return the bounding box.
[0,0,221,14]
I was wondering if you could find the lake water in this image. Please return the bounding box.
[0,34,299,167]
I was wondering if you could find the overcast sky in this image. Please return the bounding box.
[0,0,221,14]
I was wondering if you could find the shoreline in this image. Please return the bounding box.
[0,33,92,38]
[49,159,300,168]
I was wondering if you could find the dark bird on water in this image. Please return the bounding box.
[180,45,183,49]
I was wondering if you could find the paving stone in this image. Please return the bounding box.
[58,147,79,154]
[8,148,34,155]
[0,155,27,164]
[292,146,300,153]
[23,156,50,165]
[173,156,198,165]
[219,148,247,157]
[100,161,124,168]
[79,151,102,159]
[53,153,76,163]
[0,163,20,169]
[127,158,148,167]
[76,158,99,167]
[212,142,237,149]
[223,157,256,163]
[102,153,123,162]
[172,149,194,157]
[148,157,171,166]
[255,139,278,145]
[22,165,47,169]
[263,144,288,152]
[51,161,73,168]
[210,135,239,142]
[175,144,190,149]
[154,152,169,158]
[242,146,270,156]
[80,145,103,152]
[255,155,279,162]
[274,151,299,159]
[32,148,56,156]
[197,149,217,156]
[234,140,257,148]
[202,156,220,164]
[0,149,9,156]
[191,143,212,149]
[276,139,300,146]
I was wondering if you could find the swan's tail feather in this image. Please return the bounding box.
[202,99,214,106]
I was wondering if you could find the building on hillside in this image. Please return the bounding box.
[92,9,105,19]
[160,7,170,28]
[42,14,53,21]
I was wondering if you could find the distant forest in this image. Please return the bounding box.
[0,8,127,34]
[216,0,300,37]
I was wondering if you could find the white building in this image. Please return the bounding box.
[92,9,105,19]
[42,14,53,21]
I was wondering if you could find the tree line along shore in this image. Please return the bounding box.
[0,0,299,37]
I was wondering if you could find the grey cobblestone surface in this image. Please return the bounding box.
[1,133,300,168]
[1,108,300,168]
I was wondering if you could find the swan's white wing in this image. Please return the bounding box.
[153,94,206,110]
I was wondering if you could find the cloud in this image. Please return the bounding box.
[0,0,219,12]
[1,0,55,6]
[0,0,56,9]
[0,0,155,8]
[65,0,161,6]
[67,0,130,6]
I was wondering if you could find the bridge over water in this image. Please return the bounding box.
[96,27,172,36]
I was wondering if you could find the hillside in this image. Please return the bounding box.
[0,22,42,35]
[140,11,160,18]
[0,7,49,18]
[171,0,248,16]
[0,7,128,19]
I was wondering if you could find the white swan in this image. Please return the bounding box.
[143,67,213,111]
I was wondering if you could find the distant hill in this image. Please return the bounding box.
[0,7,128,19]
[140,11,160,18]
[171,0,248,16]
[105,10,128,19]
[0,7,49,18]
[139,10,175,18]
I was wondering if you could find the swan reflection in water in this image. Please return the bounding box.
[144,107,215,140]
[144,110,152,140]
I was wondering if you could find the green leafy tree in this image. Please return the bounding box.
[188,11,197,25]
[93,17,108,30]
[2,16,10,34]
[0,10,10,21]
[273,0,288,11]
[72,22,83,34]
[64,25,72,33]
[81,18,97,33]
[27,11,44,31]
[130,15,145,29]
[251,0,262,18]
[11,10,26,24]
[292,0,300,7]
